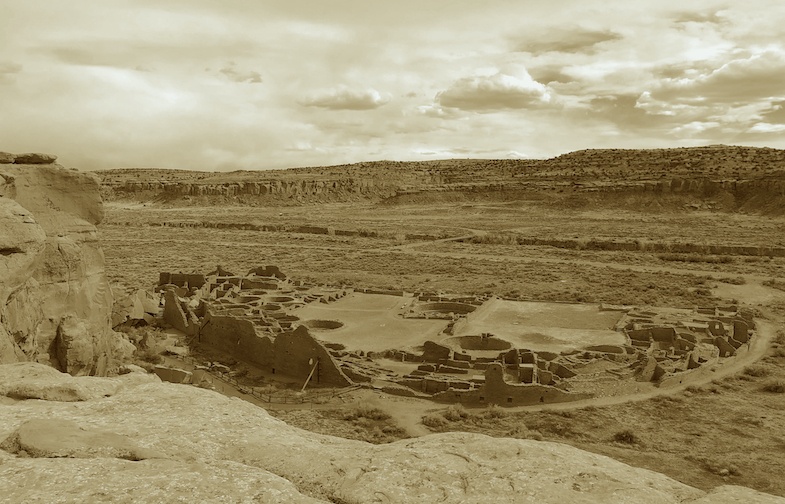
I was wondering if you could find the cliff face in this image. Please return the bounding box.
[0,152,133,375]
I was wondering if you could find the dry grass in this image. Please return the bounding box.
[762,380,785,393]
[612,429,641,445]
[270,406,407,444]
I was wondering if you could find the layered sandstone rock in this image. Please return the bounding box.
[1,362,783,503]
[0,154,133,375]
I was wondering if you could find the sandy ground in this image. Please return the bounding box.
[452,299,625,352]
[292,293,448,351]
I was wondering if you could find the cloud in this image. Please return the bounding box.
[0,61,22,74]
[416,104,463,119]
[748,122,785,133]
[652,49,785,104]
[513,27,622,54]
[762,100,785,123]
[436,67,553,111]
[528,66,575,84]
[301,86,391,110]
[218,62,262,83]
[673,10,725,25]
[669,121,721,136]
[0,61,22,83]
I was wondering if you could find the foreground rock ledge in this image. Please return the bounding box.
[0,363,782,503]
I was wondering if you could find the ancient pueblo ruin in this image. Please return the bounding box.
[149,264,757,406]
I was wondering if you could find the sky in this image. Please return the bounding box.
[1,1,785,171]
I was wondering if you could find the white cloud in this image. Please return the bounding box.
[301,86,391,110]
[437,66,553,111]
[749,122,785,133]
[669,121,721,136]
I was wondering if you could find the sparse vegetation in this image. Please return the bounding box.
[421,413,448,428]
[343,405,391,422]
[612,429,640,445]
[762,379,785,393]
[743,364,771,378]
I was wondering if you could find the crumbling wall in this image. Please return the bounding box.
[163,290,199,336]
[199,311,272,364]
[199,311,350,387]
[434,363,591,406]
[272,326,351,387]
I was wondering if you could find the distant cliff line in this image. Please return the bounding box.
[95,145,785,211]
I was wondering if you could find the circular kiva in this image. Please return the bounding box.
[414,302,476,314]
[267,295,295,303]
[442,335,512,351]
[302,319,344,330]
[236,296,262,304]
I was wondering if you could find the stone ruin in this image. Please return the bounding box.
[156,265,757,406]
[159,266,353,388]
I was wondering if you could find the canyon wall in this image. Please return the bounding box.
[0,152,133,375]
[97,146,785,211]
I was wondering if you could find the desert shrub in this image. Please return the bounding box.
[481,405,507,420]
[613,429,640,445]
[443,404,470,422]
[422,413,448,429]
[743,364,770,378]
[343,406,391,422]
[381,425,407,436]
[763,278,785,292]
[761,379,785,393]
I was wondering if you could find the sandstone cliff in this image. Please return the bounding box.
[1,362,783,503]
[96,146,785,213]
[0,152,133,375]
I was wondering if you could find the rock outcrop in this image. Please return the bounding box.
[1,362,783,503]
[0,152,57,165]
[0,154,133,375]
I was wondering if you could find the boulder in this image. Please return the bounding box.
[55,316,96,376]
[0,418,164,460]
[152,365,192,384]
[0,362,144,401]
[12,153,57,164]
